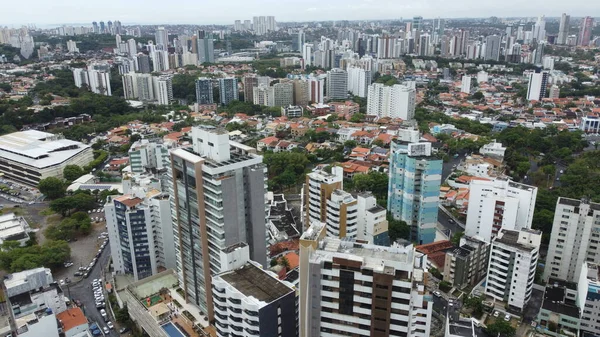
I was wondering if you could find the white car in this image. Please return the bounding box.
[433,291,441,297]
[59,279,65,286]
[504,314,510,321]
[103,326,110,334]
[493,311,500,318]
[107,321,114,329]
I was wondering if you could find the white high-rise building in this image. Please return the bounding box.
[557,13,570,45]
[212,244,297,337]
[302,43,313,66]
[527,69,549,101]
[87,69,111,96]
[136,73,156,101]
[346,66,371,98]
[356,192,390,246]
[299,222,432,337]
[461,75,472,94]
[486,228,541,312]
[326,68,348,100]
[105,188,176,281]
[544,198,600,283]
[533,15,546,42]
[66,40,79,53]
[151,50,169,72]
[304,167,343,227]
[366,83,416,120]
[127,38,137,57]
[122,72,139,99]
[72,68,89,88]
[155,75,173,105]
[154,26,168,48]
[465,179,537,243]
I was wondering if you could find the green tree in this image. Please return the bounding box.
[450,231,464,245]
[50,197,74,217]
[63,165,85,182]
[38,177,66,199]
[350,113,366,123]
[387,213,410,242]
[472,91,484,100]
[486,320,516,337]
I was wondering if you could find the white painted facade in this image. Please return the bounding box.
[465,179,537,243]
[544,198,600,283]
[485,228,541,311]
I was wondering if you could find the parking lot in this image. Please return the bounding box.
[0,178,41,203]
[52,212,109,282]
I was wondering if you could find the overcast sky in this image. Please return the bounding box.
[1,0,597,26]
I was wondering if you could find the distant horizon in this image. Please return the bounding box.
[9,15,600,30]
[1,0,599,28]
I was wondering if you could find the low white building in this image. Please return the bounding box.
[4,267,53,298]
[479,140,506,159]
[0,213,30,246]
[485,228,541,311]
[356,192,389,246]
[0,130,93,186]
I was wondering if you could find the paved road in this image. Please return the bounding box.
[66,244,117,336]
[442,155,464,181]
[438,208,464,238]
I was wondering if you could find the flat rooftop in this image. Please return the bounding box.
[541,285,579,318]
[220,263,293,303]
[0,130,90,169]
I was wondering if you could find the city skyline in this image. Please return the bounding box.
[1,0,599,26]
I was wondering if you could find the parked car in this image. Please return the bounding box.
[433,291,441,297]
[504,314,510,321]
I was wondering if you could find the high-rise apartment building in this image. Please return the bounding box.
[346,66,371,98]
[151,50,169,72]
[484,35,501,61]
[128,139,171,174]
[271,82,294,107]
[579,16,594,46]
[526,69,549,101]
[299,222,432,337]
[465,179,537,243]
[544,198,600,283]
[461,75,472,94]
[73,68,111,96]
[366,83,416,120]
[155,27,168,48]
[252,16,276,35]
[388,141,442,244]
[485,228,541,312]
[105,193,175,281]
[195,78,214,105]
[443,236,490,288]
[308,77,324,104]
[252,84,272,106]
[558,13,571,45]
[304,167,343,227]
[122,72,138,99]
[326,68,348,100]
[198,32,215,63]
[169,126,267,320]
[212,244,297,337]
[136,73,155,101]
[156,75,173,105]
[66,40,79,53]
[549,84,560,99]
[136,53,151,73]
[356,192,390,246]
[218,77,238,105]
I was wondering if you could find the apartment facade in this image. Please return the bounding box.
[212,256,297,337]
[356,192,390,246]
[366,83,416,120]
[299,222,432,337]
[388,141,442,244]
[544,198,600,283]
[325,189,358,239]
[443,236,490,288]
[465,179,537,243]
[105,192,175,281]
[485,228,541,311]
[169,126,267,320]
[304,167,343,228]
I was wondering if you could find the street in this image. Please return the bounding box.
[438,208,464,238]
[65,243,118,336]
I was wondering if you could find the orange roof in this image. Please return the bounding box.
[283,252,299,270]
[164,132,184,141]
[109,158,129,166]
[115,195,143,207]
[259,136,279,145]
[56,307,87,332]
[456,175,491,184]
[352,147,370,154]
[445,190,458,199]
[416,240,454,255]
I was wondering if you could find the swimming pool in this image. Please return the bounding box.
[162,322,185,337]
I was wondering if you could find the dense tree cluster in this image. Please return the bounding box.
[45,211,92,240]
[0,240,71,272]
[263,151,311,191]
